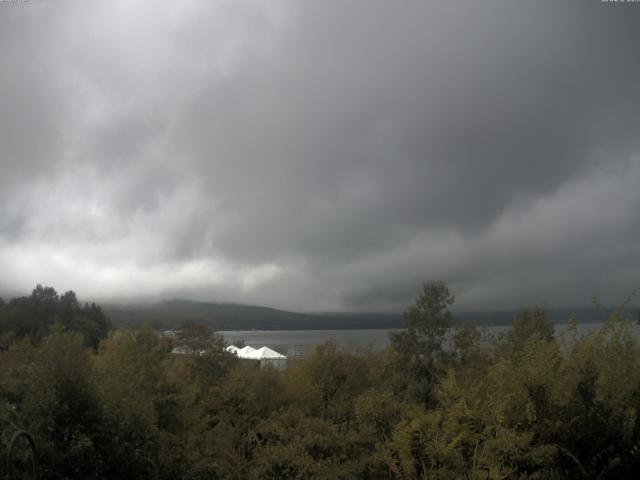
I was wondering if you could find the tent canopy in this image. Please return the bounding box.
[236,346,257,358]
[246,346,286,360]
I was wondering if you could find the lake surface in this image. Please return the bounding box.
[221,329,401,356]
[220,322,639,357]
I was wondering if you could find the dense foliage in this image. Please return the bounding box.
[0,285,110,349]
[1,282,640,479]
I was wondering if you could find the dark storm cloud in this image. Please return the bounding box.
[1,0,639,312]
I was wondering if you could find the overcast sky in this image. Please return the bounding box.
[1,0,639,312]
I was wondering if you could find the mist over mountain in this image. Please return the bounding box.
[103,298,618,331]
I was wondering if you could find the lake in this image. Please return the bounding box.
[221,329,401,357]
[220,322,639,357]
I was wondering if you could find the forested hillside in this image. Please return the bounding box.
[1,282,639,479]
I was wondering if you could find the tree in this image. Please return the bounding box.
[94,325,197,479]
[452,322,483,366]
[0,286,110,347]
[199,362,286,478]
[178,321,236,394]
[390,280,455,407]
[506,306,554,352]
[0,327,102,479]
[286,341,369,427]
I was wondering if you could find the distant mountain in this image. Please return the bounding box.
[102,299,620,331]
[104,299,404,330]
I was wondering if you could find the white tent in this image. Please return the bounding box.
[246,346,286,360]
[236,345,257,358]
[246,346,287,369]
[226,345,240,355]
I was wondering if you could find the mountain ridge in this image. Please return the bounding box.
[103,298,623,331]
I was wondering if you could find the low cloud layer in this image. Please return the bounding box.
[1,0,639,312]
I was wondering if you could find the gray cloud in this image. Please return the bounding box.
[1,0,639,312]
